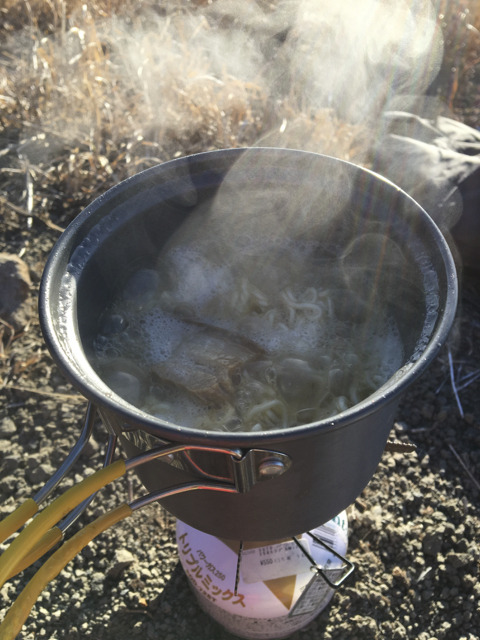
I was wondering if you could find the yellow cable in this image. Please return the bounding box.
[0,499,38,545]
[5,527,63,581]
[0,503,133,640]
[0,459,126,590]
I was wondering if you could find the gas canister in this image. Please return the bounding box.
[176,511,350,639]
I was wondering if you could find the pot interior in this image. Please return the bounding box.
[41,148,457,444]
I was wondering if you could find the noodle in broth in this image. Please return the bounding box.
[91,245,406,433]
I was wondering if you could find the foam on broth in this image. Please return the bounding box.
[91,248,409,433]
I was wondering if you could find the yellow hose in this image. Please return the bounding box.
[0,459,126,590]
[0,499,38,545]
[0,503,133,640]
[5,527,63,581]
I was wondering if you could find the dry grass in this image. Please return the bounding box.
[0,0,479,234]
[434,0,480,115]
[0,2,259,225]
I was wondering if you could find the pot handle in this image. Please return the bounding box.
[98,402,293,493]
[125,441,292,494]
[0,401,293,549]
[0,403,97,545]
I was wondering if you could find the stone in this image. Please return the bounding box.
[1,456,20,473]
[422,527,445,555]
[106,548,137,579]
[445,552,471,570]
[0,417,17,436]
[0,253,32,331]
[26,462,56,484]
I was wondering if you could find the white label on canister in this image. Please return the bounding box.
[195,590,321,640]
[176,512,349,640]
[241,541,309,583]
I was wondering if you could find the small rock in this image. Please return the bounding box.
[0,475,17,494]
[0,253,32,331]
[106,548,137,579]
[445,552,470,570]
[422,527,444,555]
[1,456,20,473]
[81,436,100,458]
[26,462,56,484]
[0,439,15,454]
[90,571,105,584]
[141,567,153,579]
[0,418,17,437]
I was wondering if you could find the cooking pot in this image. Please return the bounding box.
[39,148,457,540]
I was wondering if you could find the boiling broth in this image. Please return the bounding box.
[90,242,410,433]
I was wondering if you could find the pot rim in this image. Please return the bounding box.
[39,147,458,447]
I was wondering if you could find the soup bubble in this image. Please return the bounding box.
[100,313,128,336]
[122,269,160,310]
[102,359,147,406]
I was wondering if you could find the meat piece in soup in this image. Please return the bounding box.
[150,324,263,407]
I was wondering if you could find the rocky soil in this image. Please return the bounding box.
[1,1,480,639]
[2,276,479,640]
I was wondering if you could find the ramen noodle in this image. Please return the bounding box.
[91,235,407,433]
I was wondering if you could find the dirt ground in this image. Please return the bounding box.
[1,1,480,639]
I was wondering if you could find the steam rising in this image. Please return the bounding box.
[6,0,461,249]
[278,0,443,121]
[84,146,440,432]
[115,0,444,135]
[6,0,443,165]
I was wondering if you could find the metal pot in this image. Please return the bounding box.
[39,148,458,540]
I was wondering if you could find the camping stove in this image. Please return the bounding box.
[31,148,457,632]
[0,148,458,640]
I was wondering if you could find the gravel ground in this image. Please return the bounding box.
[1,1,480,639]
[0,273,479,640]
[0,274,479,640]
